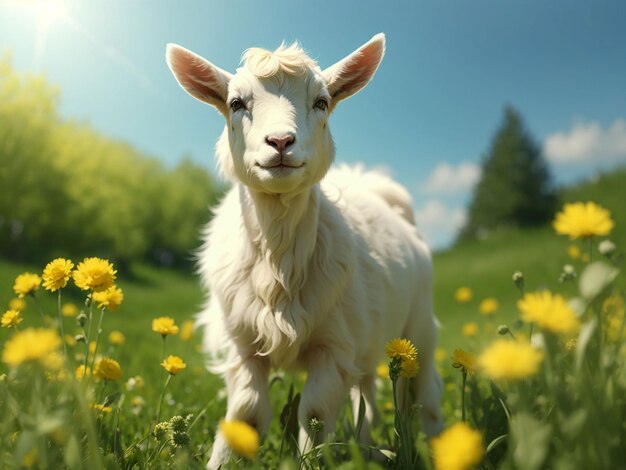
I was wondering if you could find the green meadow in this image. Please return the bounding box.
[1,167,625,469]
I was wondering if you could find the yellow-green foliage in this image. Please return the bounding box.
[0,56,222,265]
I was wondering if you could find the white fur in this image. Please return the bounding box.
[166,34,443,468]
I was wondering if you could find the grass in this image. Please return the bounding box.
[1,167,625,468]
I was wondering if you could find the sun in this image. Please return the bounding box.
[34,0,69,29]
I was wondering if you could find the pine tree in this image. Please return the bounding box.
[459,105,556,241]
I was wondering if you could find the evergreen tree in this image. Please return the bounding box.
[459,105,556,241]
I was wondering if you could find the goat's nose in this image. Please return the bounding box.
[265,134,295,153]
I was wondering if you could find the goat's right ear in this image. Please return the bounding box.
[166,44,232,115]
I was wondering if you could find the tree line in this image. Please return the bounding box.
[0,57,223,268]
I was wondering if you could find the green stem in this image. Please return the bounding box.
[89,307,107,374]
[30,292,45,324]
[588,237,593,264]
[461,368,467,422]
[162,335,167,358]
[57,290,68,357]
[82,292,94,378]
[528,323,533,344]
[156,374,172,425]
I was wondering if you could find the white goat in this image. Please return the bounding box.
[166,33,443,468]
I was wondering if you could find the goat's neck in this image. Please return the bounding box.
[239,185,319,300]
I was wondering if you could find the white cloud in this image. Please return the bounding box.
[414,200,467,249]
[544,118,626,164]
[421,162,481,195]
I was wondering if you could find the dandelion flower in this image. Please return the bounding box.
[92,285,124,310]
[61,303,78,317]
[385,338,417,361]
[376,362,389,379]
[219,420,259,460]
[452,349,477,374]
[479,298,499,315]
[94,357,122,381]
[454,287,473,303]
[517,291,580,335]
[108,330,125,346]
[75,365,91,380]
[179,320,195,341]
[567,244,581,260]
[92,404,112,413]
[161,355,187,375]
[478,339,543,381]
[553,201,614,239]
[13,273,41,298]
[435,348,448,363]
[431,422,484,470]
[9,298,26,311]
[72,257,117,292]
[462,322,479,337]
[152,316,179,336]
[2,328,61,368]
[400,356,419,378]
[1,310,22,328]
[42,258,74,292]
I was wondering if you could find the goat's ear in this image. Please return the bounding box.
[166,44,232,115]
[322,33,385,111]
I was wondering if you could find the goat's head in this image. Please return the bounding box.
[166,34,385,194]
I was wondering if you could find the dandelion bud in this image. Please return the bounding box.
[598,239,616,257]
[153,422,169,441]
[308,417,325,434]
[76,312,88,327]
[171,431,190,448]
[169,415,188,433]
[74,334,86,344]
[512,271,524,291]
[497,325,510,336]
[559,264,577,283]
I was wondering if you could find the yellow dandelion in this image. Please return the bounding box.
[42,258,74,292]
[8,298,26,311]
[13,273,41,298]
[517,290,580,335]
[462,322,479,337]
[108,330,125,346]
[94,357,122,381]
[161,355,187,375]
[431,421,484,470]
[61,303,78,317]
[179,320,195,341]
[567,244,581,260]
[2,328,61,368]
[376,362,389,379]
[1,309,22,328]
[152,316,179,336]
[75,365,91,380]
[452,349,477,374]
[92,404,113,413]
[435,348,448,363]
[22,447,38,467]
[455,287,473,303]
[400,356,419,378]
[92,285,124,311]
[479,298,499,315]
[72,257,117,292]
[553,201,614,239]
[385,338,417,361]
[478,339,543,381]
[64,335,76,347]
[89,341,97,355]
[219,419,260,460]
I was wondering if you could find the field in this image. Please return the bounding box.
[1,168,625,469]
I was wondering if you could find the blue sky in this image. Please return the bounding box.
[1,0,625,249]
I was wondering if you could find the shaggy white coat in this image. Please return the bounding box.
[166,34,443,468]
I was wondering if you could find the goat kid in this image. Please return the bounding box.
[166,33,443,468]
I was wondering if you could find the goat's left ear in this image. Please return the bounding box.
[322,33,385,111]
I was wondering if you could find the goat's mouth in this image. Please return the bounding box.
[254,162,305,170]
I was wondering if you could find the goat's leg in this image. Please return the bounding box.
[297,347,349,456]
[207,355,270,469]
[350,374,378,444]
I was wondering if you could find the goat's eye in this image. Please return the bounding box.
[230,98,245,112]
[314,98,328,111]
